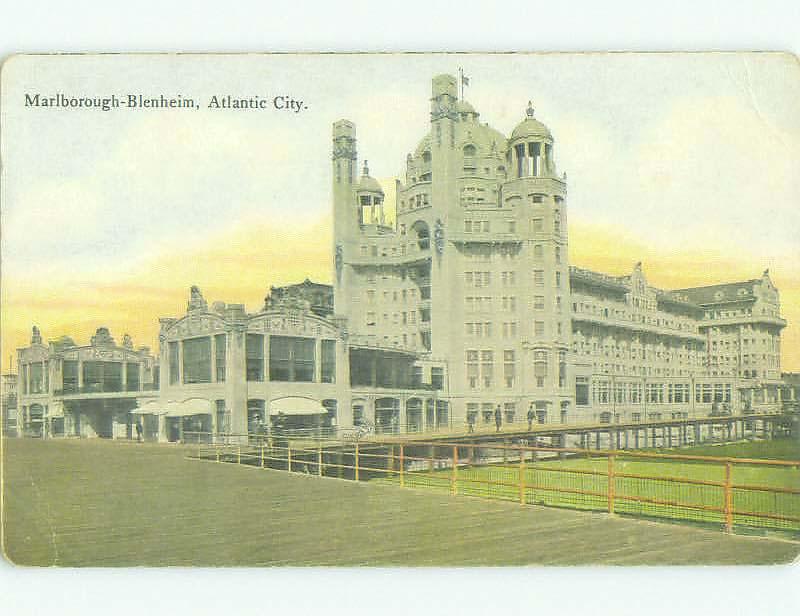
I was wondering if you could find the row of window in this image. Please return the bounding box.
[20,360,144,394]
[583,381,734,406]
[168,335,336,385]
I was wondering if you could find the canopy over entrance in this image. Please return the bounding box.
[132,398,213,417]
[269,397,327,416]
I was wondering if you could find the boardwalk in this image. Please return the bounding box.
[3,438,798,566]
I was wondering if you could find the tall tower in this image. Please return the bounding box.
[332,119,357,315]
[505,101,571,421]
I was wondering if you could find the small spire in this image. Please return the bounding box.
[526,100,535,118]
[362,160,369,176]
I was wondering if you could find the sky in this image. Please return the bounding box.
[2,52,799,370]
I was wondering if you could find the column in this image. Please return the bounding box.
[121,361,128,392]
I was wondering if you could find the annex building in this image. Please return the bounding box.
[12,73,793,441]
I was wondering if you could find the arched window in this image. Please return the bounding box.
[422,150,431,163]
[463,144,477,157]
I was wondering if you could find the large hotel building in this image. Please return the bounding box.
[13,74,791,439]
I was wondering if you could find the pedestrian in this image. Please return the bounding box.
[135,421,143,442]
[527,404,535,431]
[467,413,475,433]
[495,405,502,432]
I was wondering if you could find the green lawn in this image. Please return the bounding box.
[4,437,799,566]
[379,439,800,532]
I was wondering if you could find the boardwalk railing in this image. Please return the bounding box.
[191,438,800,534]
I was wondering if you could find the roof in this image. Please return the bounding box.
[671,280,758,306]
[511,117,553,141]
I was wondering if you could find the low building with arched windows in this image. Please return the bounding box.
[15,326,158,438]
[149,285,447,442]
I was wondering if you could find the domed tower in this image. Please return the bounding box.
[504,101,571,421]
[356,161,385,226]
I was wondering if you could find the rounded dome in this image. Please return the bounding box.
[357,161,384,194]
[358,175,383,194]
[510,101,552,141]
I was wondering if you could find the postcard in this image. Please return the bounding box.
[2,52,799,567]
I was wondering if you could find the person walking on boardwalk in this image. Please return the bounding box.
[135,421,143,442]
[495,405,502,432]
[467,413,475,433]
[527,404,535,432]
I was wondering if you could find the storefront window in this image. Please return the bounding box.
[269,336,315,382]
[321,340,336,383]
[246,334,264,381]
[182,337,212,384]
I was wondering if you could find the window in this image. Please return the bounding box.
[246,334,264,381]
[466,350,479,389]
[555,271,561,287]
[532,218,543,232]
[431,367,444,390]
[534,244,543,260]
[504,402,516,423]
[126,362,140,392]
[534,295,545,310]
[63,360,79,393]
[169,341,179,384]
[481,351,494,388]
[215,399,229,434]
[534,351,547,387]
[321,340,336,383]
[534,321,545,337]
[504,350,515,388]
[182,337,211,384]
[29,363,44,394]
[82,361,122,393]
[534,270,544,286]
[269,336,315,382]
[555,246,561,263]
[502,322,518,338]
[576,376,589,406]
[215,334,226,382]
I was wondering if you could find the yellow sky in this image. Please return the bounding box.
[2,54,798,375]
[3,216,798,372]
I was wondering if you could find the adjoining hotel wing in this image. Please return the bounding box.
[12,74,797,441]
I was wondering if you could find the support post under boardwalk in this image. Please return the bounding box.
[399,445,405,487]
[451,446,458,495]
[354,443,359,481]
[237,445,241,465]
[287,445,291,472]
[607,454,616,514]
[724,461,733,533]
[318,446,323,476]
[519,450,526,505]
[260,445,265,468]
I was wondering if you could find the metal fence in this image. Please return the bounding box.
[191,438,800,534]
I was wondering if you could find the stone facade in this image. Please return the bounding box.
[15,327,158,438]
[332,73,789,428]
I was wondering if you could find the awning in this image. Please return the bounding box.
[131,400,169,416]
[269,397,327,416]
[166,398,213,417]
